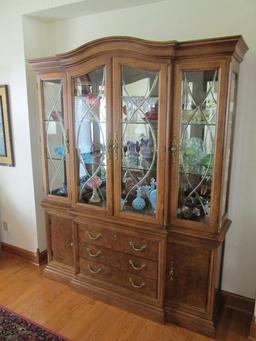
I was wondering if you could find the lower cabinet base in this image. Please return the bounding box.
[165,306,216,338]
[43,262,74,285]
[70,276,165,323]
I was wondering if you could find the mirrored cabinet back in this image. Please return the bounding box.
[29,35,248,337]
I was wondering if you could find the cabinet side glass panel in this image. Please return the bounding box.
[177,70,219,222]
[120,65,159,216]
[221,72,237,219]
[74,67,107,207]
[43,79,68,197]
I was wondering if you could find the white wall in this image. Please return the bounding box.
[0,0,255,298]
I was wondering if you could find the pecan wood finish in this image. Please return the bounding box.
[29,35,248,337]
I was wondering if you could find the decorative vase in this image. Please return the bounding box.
[132,188,146,211]
[149,178,157,212]
[90,187,101,203]
[87,175,102,204]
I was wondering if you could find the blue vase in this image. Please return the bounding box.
[149,190,157,212]
[132,188,145,211]
[149,178,157,212]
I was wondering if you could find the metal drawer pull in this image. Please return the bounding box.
[169,261,174,281]
[129,241,147,252]
[86,230,102,241]
[129,277,146,289]
[86,248,101,258]
[88,264,102,274]
[129,259,146,271]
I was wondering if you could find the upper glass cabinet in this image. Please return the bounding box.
[42,79,69,198]
[176,70,219,223]
[118,65,160,218]
[73,67,108,208]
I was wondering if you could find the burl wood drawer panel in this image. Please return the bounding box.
[49,214,73,267]
[166,242,211,311]
[79,242,158,280]
[78,223,159,260]
[79,258,157,298]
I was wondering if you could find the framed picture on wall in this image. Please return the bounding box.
[0,85,14,166]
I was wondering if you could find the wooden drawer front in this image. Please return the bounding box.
[80,259,157,298]
[166,242,211,311]
[79,224,158,260]
[79,243,158,280]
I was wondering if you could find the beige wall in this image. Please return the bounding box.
[0,0,255,298]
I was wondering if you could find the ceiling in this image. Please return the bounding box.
[27,0,165,22]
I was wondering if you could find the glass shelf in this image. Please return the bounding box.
[181,121,215,126]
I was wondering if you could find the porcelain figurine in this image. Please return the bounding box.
[139,137,152,169]
[127,141,139,167]
[132,188,146,211]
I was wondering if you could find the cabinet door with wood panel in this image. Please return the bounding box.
[165,241,211,313]
[47,214,74,267]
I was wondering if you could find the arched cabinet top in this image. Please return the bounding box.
[28,35,248,72]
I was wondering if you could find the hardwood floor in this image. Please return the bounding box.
[0,253,251,341]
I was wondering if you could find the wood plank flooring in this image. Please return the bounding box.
[0,253,251,341]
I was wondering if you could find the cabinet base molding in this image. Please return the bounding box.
[249,318,256,340]
[70,276,164,323]
[0,242,47,265]
[43,262,74,285]
[165,306,216,338]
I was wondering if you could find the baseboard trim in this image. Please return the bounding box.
[221,290,254,315]
[249,317,256,340]
[0,242,47,266]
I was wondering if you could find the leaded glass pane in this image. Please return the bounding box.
[177,70,219,222]
[74,68,107,207]
[120,65,159,216]
[43,80,67,197]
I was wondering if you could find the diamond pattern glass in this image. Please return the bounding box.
[43,80,67,197]
[74,68,107,207]
[177,70,219,222]
[120,66,159,216]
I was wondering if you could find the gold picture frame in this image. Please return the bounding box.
[0,85,14,166]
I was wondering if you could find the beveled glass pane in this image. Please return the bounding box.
[43,80,67,197]
[121,65,159,216]
[74,68,107,207]
[221,72,237,217]
[177,70,219,222]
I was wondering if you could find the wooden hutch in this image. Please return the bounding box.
[29,35,248,336]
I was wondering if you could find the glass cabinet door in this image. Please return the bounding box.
[41,78,69,199]
[173,67,220,225]
[113,59,167,223]
[72,66,110,210]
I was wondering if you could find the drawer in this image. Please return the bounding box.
[79,223,159,260]
[79,242,158,280]
[80,258,157,299]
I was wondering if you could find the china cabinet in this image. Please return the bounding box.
[29,35,248,337]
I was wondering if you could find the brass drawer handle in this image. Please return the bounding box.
[88,264,102,274]
[129,277,146,289]
[169,261,174,281]
[129,241,147,252]
[86,248,101,258]
[129,259,146,271]
[113,132,119,160]
[86,230,102,241]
